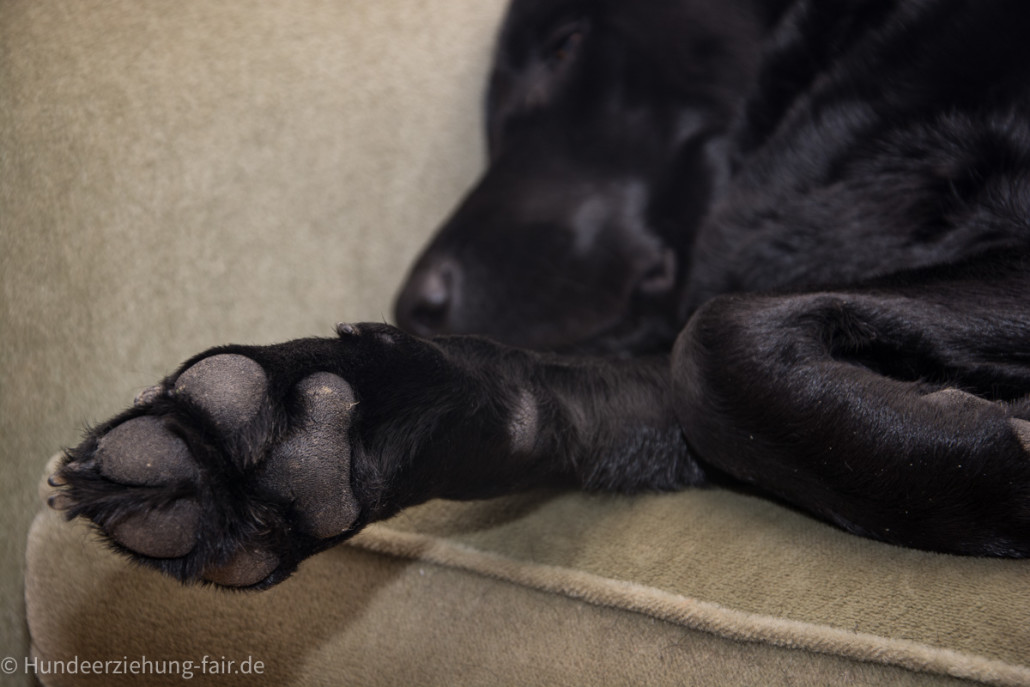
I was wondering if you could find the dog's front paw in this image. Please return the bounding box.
[50,341,373,589]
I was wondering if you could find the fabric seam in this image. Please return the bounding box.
[349,524,1030,687]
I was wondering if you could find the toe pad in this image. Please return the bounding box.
[174,354,268,434]
[109,499,201,559]
[97,416,197,486]
[203,547,279,587]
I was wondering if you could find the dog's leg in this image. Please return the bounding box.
[50,324,699,588]
[672,252,1030,556]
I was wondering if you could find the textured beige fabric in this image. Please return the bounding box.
[9,1,1030,685]
[25,497,999,687]
[355,495,1030,685]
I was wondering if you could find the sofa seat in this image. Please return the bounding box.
[27,457,1030,686]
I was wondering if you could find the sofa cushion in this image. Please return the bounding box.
[26,457,1030,686]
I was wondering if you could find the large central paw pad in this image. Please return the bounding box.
[51,352,364,589]
[261,372,360,539]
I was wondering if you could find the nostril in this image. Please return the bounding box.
[396,260,458,336]
[637,248,677,296]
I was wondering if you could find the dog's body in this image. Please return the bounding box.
[54,0,1030,587]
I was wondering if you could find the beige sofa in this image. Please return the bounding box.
[5,2,1029,685]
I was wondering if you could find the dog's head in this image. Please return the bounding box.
[395,0,767,354]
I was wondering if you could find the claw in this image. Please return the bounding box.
[47,493,73,511]
[61,459,96,475]
[134,384,164,408]
[336,322,359,337]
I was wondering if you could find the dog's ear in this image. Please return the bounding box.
[597,1,766,91]
[486,7,593,159]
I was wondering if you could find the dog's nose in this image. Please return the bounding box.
[394,258,458,336]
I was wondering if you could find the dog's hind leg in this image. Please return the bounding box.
[672,250,1030,556]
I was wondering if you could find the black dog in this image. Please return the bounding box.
[52,0,1030,588]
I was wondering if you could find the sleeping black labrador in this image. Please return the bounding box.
[51,0,1030,588]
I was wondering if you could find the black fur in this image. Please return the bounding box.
[53,0,1030,588]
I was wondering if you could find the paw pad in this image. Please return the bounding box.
[202,546,279,587]
[260,372,360,539]
[1010,418,1030,453]
[174,354,268,434]
[110,499,201,558]
[96,416,197,486]
[55,348,367,588]
[922,387,994,411]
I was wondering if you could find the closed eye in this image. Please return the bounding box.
[543,21,587,69]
